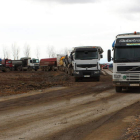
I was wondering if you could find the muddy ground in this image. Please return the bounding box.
[0,71,74,96]
[0,71,140,140]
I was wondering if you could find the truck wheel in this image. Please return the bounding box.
[17,66,21,71]
[115,87,122,92]
[65,68,68,74]
[68,69,71,75]
[75,77,79,82]
[96,76,100,81]
[28,67,32,71]
[52,66,55,71]
[45,67,49,71]
[6,68,10,72]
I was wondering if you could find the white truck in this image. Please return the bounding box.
[71,46,103,81]
[108,31,140,92]
[19,57,39,71]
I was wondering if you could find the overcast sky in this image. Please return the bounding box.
[0,0,140,62]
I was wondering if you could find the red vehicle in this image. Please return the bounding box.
[0,59,13,72]
[103,64,109,69]
[39,58,57,71]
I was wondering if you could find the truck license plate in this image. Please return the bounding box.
[130,84,139,86]
[84,75,90,77]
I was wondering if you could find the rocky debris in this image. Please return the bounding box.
[122,115,140,140]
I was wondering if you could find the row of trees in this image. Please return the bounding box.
[2,43,68,60]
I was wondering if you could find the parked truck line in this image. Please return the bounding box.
[0,57,39,72]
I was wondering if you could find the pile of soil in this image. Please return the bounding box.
[0,71,74,96]
[0,71,112,96]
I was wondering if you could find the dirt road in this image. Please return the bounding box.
[0,73,140,140]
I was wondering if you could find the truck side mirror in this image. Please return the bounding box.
[71,55,73,61]
[100,55,103,58]
[30,60,32,63]
[107,50,111,62]
[70,53,73,61]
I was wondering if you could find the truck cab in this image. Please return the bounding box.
[20,57,39,71]
[29,58,39,71]
[72,46,103,81]
[0,59,12,72]
[108,32,140,92]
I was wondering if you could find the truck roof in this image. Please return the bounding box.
[116,32,140,38]
[73,46,103,54]
[40,58,57,62]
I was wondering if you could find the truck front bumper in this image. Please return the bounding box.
[73,70,100,77]
[113,81,140,87]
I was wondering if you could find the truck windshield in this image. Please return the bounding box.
[33,59,39,63]
[114,46,140,62]
[75,51,98,60]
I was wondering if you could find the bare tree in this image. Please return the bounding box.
[12,43,20,60]
[47,45,56,58]
[3,46,9,59]
[16,46,20,60]
[64,47,68,55]
[24,44,30,57]
[12,43,16,60]
[36,46,40,59]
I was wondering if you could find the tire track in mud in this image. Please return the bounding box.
[0,82,112,111]
[0,84,114,140]
[1,86,140,140]
[0,89,116,130]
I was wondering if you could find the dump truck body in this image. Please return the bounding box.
[39,58,57,71]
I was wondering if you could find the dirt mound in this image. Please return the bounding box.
[0,71,112,96]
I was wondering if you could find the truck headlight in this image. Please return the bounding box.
[94,71,99,74]
[75,71,79,74]
[114,74,121,78]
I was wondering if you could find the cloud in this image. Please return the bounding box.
[106,0,140,21]
[116,0,140,13]
[127,6,140,13]
[35,0,98,4]
[128,0,140,13]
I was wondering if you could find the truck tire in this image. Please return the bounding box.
[75,77,79,82]
[28,67,32,71]
[96,76,100,81]
[115,87,122,92]
[68,69,71,75]
[6,68,10,72]
[52,66,55,71]
[17,66,22,71]
[45,67,49,71]
[65,68,68,74]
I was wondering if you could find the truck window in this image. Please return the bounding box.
[114,46,140,62]
[33,59,39,63]
[75,51,98,60]
[7,61,12,63]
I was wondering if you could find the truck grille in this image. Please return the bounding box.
[118,66,140,71]
[77,64,97,68]
[83,71,91,75]
[126,73,140,81]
